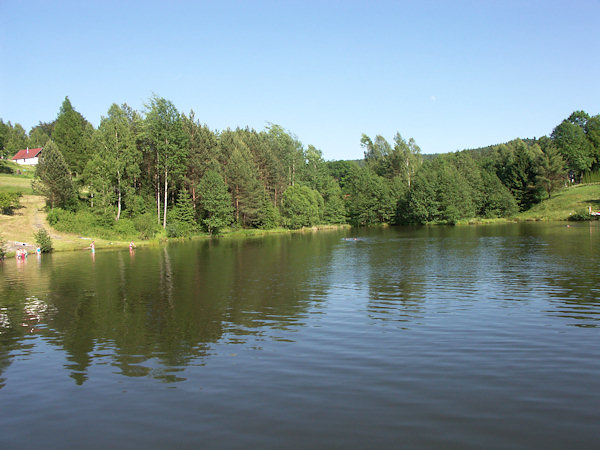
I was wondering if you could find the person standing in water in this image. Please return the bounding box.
[90,241,95,253]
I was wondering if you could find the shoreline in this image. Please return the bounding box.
[3,181,599,258]
[1,202,352,258]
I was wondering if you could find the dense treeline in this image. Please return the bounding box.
[1,97,598,236]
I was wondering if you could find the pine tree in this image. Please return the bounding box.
[52,97,93,175]
[536,140,565,198]
[175,188,196,226]
[225,138,262,226]
[166,188,196,237]
[197,169,233,234]
[33,140,74,208]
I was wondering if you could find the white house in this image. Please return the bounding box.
[11,147,43,165]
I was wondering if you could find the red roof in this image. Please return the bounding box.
[11,147,43,160]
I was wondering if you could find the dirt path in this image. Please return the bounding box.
[0,195,116,255]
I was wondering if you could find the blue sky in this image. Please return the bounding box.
[1,0,598,160]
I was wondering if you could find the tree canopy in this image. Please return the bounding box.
[2,99,597,236]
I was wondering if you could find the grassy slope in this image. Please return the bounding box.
[517,184,600,221]
[0,194,130,255]
[0,164,130,255]
[0,174,34,195]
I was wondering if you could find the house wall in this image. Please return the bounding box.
[17,157,39,165]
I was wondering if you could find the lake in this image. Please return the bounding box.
[1,223,599,448]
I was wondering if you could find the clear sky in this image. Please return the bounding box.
[1,0,598,160]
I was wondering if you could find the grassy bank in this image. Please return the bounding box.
[442,184,600,225]
[516,183,600,221]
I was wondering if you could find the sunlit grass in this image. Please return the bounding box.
[0,174,34,194]
[517,184,600,221]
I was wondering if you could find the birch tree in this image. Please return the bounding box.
[144,96,187,228]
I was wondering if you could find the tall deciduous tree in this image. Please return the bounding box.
[143,96,188,228]
[361,134,391,168]
[322,177,346,224]
[345,166,393,226]
[87,104,141,220]
[0,120,8,158]
[280,184,322,229]
[302,145,329,191]
[5,122,28,155]
[361,132,422,186]
[267,124,304,187]
[551,111,594,180]
[33,139,74,208]
[393,133,422,188]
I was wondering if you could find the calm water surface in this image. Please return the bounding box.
[1,223,599,448]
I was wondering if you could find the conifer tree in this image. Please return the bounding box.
[52,97,93,175]
[175,188,196,225]
[225,138,262,226]
[536,139,565,198]
[166,188,196,237]
[197,169,233,234]
[33,140,74,208]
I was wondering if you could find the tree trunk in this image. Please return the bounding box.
[163,168,168,229]
[116,169,122,221]
[156,172,161,225]
[234,185,239,223]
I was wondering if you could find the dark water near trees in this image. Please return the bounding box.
[1,223,599,448]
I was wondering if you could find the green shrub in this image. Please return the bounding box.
[166,221,194,238]
[255,196,280,230]
[0,191,22,215]
[113,218,136,237]
[0,233,6,260]
[0,162,14,174]
[568,209,592,221]
[34,228,53,253]
[46,208,60,226]
[134,212,160,239]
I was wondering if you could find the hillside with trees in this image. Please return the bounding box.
[1,96,598,241]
